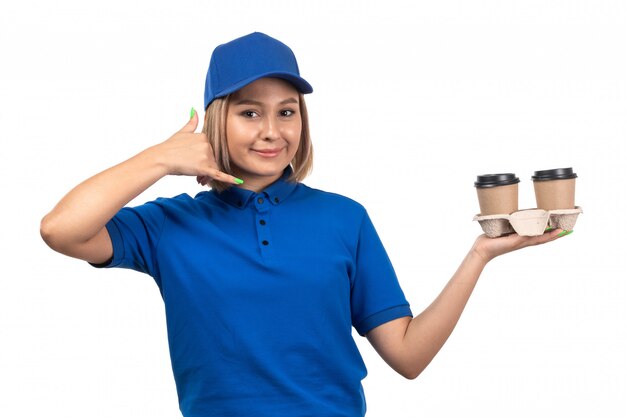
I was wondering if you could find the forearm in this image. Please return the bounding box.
[402,248,488,377]
[368,232,564,379]
[41,146,168,252]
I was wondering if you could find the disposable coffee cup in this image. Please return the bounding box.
[474,173,520,215]
[532,167,577,210]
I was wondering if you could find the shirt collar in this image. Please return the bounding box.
[214,167,298,209]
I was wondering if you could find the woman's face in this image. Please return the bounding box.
[226,77,302,192]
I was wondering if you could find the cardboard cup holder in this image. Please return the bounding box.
[473,207,583,238]
[474,169,581,237]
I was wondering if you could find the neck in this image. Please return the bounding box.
[235,174,282,193]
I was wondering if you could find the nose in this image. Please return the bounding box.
[261,115,280,141]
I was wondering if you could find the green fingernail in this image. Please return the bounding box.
[190,107,196,120]
[557,230,570,237]
[545,227,554,232]
[566,229,574,236]
[234,178,244,184]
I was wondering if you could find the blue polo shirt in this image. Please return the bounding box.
[97,170,412,417]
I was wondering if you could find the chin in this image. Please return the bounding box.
[251,161,290,175]
[242,165,288,177]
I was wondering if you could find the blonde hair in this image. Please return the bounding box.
[202,92,313,192]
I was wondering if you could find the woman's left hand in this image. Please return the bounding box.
[471,228,572,264]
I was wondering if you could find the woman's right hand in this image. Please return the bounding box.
[153,110,241,185]
[41,110,240,263]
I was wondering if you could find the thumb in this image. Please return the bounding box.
[179,107,199,133]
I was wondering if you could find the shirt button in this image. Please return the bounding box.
[262,240,269,246]
[259,219,266,225]
[274,197,280,203]
[237,201,243,208]
[257,197,264,204]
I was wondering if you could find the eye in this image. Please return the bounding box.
[241,110,259,118]
[280,109,296,117]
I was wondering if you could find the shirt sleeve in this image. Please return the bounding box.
[350,210,413,336]
[90,200,166,280]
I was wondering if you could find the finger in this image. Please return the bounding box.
[556,229,574,238]
[179,107,199,134]
[203,167,244,185]
[197,175,210,186]
[529,228,565,245]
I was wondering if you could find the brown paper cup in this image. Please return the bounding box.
[474,173,520,215]
[476,184,519,215]
[532,168,577,210]
[533,179,576,210]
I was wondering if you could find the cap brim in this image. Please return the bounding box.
[214,71,313,100]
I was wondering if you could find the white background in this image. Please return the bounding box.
[1,1,625,416]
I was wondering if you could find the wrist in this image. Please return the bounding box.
[139,144,171,177]
[469,243,491,268]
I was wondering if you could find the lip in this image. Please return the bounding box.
[252,148,283,158]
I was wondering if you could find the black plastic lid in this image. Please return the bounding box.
[531,167,577,181]
[474,173,520,188]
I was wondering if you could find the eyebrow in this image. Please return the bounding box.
[232,97,299,106]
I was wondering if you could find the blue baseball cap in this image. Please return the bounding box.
[204,32,314,109]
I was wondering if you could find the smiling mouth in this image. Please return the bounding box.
[252,148,283,157]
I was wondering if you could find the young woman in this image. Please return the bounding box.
[40,32,570,417]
